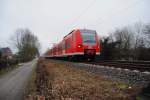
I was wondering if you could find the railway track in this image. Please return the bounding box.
[85,60,150,72]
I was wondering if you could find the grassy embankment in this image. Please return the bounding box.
[24,60,37,100]
[0,64,20,76]
[26,59,142,100]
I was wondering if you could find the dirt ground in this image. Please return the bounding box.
[26,59,142,100]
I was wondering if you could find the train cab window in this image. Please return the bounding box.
[81,32,96,45]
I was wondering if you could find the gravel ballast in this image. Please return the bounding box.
[63,62,150,87]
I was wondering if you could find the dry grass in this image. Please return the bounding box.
[24,61,37,100]
[26,59,142,100]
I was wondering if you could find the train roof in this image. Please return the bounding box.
[63,30,75,38]
[80,29,96,33]
[63,29,96,38]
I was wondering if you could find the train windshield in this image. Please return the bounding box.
[81,32,96,45]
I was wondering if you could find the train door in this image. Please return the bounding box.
[72,32,75,53]
[65,35,73,55]
[62,40,65,56]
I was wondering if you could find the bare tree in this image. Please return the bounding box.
[131,22,144,60]
[143,23,150,47]
[100,22,150,61]
[12,28,40,62]
[131,22,150,60]
[113,27,134,60]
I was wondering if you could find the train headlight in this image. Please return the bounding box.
[78,44,82,48]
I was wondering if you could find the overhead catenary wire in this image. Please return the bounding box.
[65,0,144,34]
[67,0,97,30]
[89,0,143,27]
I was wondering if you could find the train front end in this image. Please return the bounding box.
[75,29,100,61]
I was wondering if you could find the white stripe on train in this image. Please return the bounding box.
[44,52,100,57]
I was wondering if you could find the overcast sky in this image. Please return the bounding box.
[0,0,150,53]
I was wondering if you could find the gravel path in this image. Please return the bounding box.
[0,60,36,100]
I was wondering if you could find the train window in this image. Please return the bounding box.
[81,32,96,45]
[67,42,71,48]
[65,41,71,49]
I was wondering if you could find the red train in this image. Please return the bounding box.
[44,29,101,61]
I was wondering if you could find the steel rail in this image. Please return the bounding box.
[85,61,150,72]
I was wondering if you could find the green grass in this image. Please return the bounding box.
[117,83,129,90]
[136,96,142,100]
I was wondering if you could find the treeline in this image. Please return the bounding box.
[100,22,150,61]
